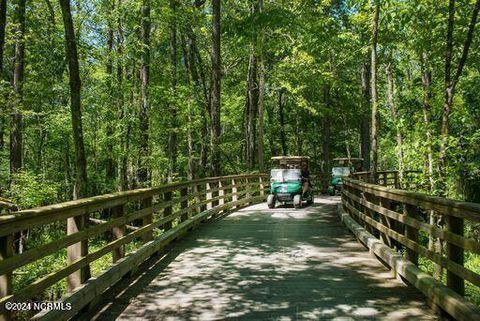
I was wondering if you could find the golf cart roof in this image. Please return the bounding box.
[271,156,310,160]
[271,156,309,169]
[332,158,363,162]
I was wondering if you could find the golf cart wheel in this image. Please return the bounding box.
[293,194,302,209]
[307,194,314,205]
[267,194,276,209]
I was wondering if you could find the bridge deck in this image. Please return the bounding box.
[80,197,437,321]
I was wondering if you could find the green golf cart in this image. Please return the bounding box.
[328,158,363,196]
[267,156,314,209]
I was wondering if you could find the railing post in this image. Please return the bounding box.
[112,204,125,262]
[259,176,265,197]
[246,177,252,204]
[141,196,153,243]
[180,187,189,222]
[447,215,465,296]
[0,234,13,321]
[163,192,173,231]
[394,171,400,189]
[67,214,90,291]
[218,180,224,206]
[404,204,419,265]
[378,198,393,248]
[206,182,212,210]
[232,178,238,209]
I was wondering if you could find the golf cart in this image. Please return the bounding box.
[328,158,363,196]
[267,156,314,209]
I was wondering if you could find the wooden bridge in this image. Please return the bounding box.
[1,172,480,320]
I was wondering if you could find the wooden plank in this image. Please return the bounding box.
[343,189,480,254]
[67,213,90,292]
[206,183,212,210]
[111,204,125,262]
[141,197,153,243]
[163,192,173,231]
[344,178,480,222]
[180,188,189,222]
[447,215,465,296]
[31,196,267,321]
[0,207,152,276]
[344,201,480,288]
[339,207,480,321]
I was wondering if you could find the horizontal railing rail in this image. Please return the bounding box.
[0,173,268,321]
[342,177,480,320]
[351,170,423,190]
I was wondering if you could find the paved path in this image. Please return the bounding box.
[81,197,437,321]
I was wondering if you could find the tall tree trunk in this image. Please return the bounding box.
[10,0,26,178]
[369,1,380,182]
[420,53,434,191]
[360,63,370,171]
[138,0,151,185]
[0,0,6,149]
[385,61,404,183]
[257,0,265,172]
[167,0,178,181]
[105,1,116,187]
[245,46,258,169]
[278,89,287,156]
[116,0,128,191]
[59,0,90,291]
[321,86,331,173]
[210,0,221,176]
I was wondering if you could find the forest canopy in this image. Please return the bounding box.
[0,0,479,207]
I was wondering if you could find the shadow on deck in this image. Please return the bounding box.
[77,197,436,321]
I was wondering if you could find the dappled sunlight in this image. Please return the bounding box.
[82,196,436,321]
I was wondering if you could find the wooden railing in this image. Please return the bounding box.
[0,173,267,320]
[342,177,480,320]
[352,170,422,190]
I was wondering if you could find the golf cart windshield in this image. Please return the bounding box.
[270,169,301,183]
[332,167,351,177]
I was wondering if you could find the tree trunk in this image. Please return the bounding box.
[10,0,26,178]
[321,86,331,173]
[385,61,404,184]
[257,0,265,172]
[210,0,221,176]
[138,0,151,185]
[360,63,370,171]
[278,89,287,156]
[59,0,90,291]
[0,0,6,150]
[105,1,116,186]
[167,0,178,181]
[369,1,380,182]
[420,53,434,191]
[245,47,258,169]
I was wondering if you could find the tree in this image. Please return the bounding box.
[10,0,27,177]
[210,0,221,176]
[59,0,90,290]
[138,0,151,185]
[438,0,480,195]
[369,0,380,182]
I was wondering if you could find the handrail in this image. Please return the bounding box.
[0,173,268,320]
[342,177,480,320]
